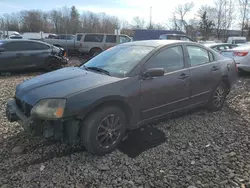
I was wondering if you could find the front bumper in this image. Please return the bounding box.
[6,98,79,142]
[57,56,69,65]
[6,98,63,138]
[6,98,33,131]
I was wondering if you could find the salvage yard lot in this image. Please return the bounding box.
[0,68,250,188]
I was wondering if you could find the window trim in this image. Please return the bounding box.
[186,45,214,67]
[143,44,186,74]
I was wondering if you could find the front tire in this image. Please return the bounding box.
[207,82,227,111]
[80,106,126,155]
[45,59,62,72]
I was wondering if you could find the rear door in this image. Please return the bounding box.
[22,41,51,68]
[82,34,105,53]
[186,45,222,104]
[140,45,191,120]
[0,41,26,71]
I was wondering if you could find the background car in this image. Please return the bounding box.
[0,39,68,72]
[203,43,238,53]
[159,33,195,42]
[6,40,238,155]
[220,43,250,72]
[79,33,132,56]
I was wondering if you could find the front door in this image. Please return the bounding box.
[186,45,222,103]
[140,45,191,120]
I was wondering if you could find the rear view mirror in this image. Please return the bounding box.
[144,68,164,78]
[0,48,5,53]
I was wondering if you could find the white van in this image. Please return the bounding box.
[227,37,247,45]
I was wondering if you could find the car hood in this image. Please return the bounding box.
[16,67,121,105]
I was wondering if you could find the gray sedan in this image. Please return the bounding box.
[6,40,238,155]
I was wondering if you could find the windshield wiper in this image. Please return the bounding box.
[86,66,110,76]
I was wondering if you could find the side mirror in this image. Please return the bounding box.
[0,48,5,53]
[143,68,164,78]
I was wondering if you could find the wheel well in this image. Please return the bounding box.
[83,100,133,127]
[90,47,102,53]
[222,76,230,93]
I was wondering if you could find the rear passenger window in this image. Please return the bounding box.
[84,34,104,42]
[3,42,24,51]
[187,46,210,66]
[106,35,117,43]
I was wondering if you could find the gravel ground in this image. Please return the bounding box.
[0,69,250,188]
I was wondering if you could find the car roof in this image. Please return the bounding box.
[204,43,234,47]
[119,40,196,47]
[1,39,51,45]
[160,33,187,36]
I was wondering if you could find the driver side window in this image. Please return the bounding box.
[145,46,185,73]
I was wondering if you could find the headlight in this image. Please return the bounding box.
[31,99,66,119]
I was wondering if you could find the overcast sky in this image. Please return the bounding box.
[0,0,216,25]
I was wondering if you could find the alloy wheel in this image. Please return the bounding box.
[96,114,122,149]
[213,86,225,108]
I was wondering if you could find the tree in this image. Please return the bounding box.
[174,2,195,33]
[238,0,249,36]
[50,10,62,33]
[199,11,215,40]
[132,16,145,29]
[70,6,80,34]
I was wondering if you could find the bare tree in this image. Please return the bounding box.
[132,16,145,29]
[174,2,195,32]
[239,0,249,36]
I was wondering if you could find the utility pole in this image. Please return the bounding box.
[149,6,152,29]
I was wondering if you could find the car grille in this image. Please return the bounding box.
[15,98,32,117]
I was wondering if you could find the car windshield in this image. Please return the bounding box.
[81,45,154,77]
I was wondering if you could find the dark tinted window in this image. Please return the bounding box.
[24,42,50,50]
[2,42,24,51]
[106,35,117,43]
[166,35,180,40]
[146,46,184,72]
[84,34,104,42]
[77,34,83,41]
[187,46,210,66]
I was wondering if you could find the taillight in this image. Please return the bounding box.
[233,51,248,57]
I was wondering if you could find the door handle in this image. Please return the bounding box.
[178,73,189,80]
[211,66,219,71]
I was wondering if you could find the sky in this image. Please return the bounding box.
[0,0,215,26]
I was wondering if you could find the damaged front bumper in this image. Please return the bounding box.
[6,98,79,142]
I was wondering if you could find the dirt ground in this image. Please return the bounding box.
[0,66,250,188]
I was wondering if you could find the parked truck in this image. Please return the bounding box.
[43,33,84,54]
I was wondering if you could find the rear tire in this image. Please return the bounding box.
[207,82,228,111]
[80,106,126,155]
